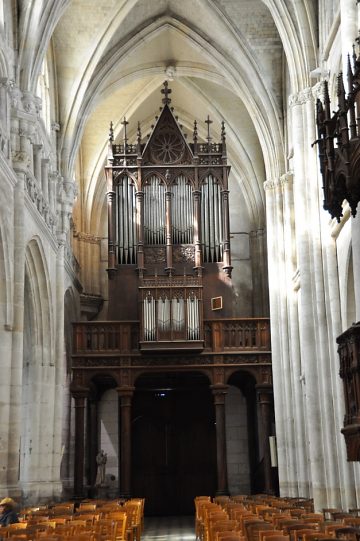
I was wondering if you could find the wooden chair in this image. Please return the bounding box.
[78,503,97,512]
[324,524,350,536]
[211,521,240,541]
[288,526,319,541]
[214,496,231,508]
[322,509,341,521]
[6,523,28,530]
[302,532,337,541]
[262,535,290,541]
[104,512,127,541]
[217,534,245,541]
[246,521,275,541]
[259,531,287,541]
[334,527,360,541]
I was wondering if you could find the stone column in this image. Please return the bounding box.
[50,238,66,498]
[249,229,269,316]
[291,90,328,508]
[32,144,42,185]
[211,384,229,495]
[41,157,49,201]
[117,386,135,498]
[281,172,310,497]
[7,151,29,496]
[256,384,274,494]
[264,176,299,496]
[49,171,58,214]
[72,389,88,498]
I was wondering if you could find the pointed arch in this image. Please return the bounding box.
[24,237,54,364]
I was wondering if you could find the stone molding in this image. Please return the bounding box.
[263,179,277,191]
[289,87,314,107]
[24,172,57,236]
[264,171,294,192]
[74,232,102,244]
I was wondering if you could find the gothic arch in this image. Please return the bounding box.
[62,14,284,189]
[0,217,13,328]
[20,238,56,498]
[261,0,317,92]
[24,237,53,365]
[17,0,69,91]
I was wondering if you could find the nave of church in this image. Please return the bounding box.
[2,0,360,520]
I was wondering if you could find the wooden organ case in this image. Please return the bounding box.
[70,83,274,501]
[106,82,233,351]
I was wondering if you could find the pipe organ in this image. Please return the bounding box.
[105,82,233,349]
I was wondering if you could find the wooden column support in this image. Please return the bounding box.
[256,383,274,494]
[117,386,135,498]
[211,383,229,495]
[71,388,89,498]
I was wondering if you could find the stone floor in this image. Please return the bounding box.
[142,515,196,540]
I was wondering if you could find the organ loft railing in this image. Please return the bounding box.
[105,82,233,349]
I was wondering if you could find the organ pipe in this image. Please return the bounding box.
[171,176,193,244]
[144,176,166,244]
[201,175,223,263]
[115,176,137,264]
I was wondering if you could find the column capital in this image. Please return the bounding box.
[210,384,228,404]
[255,383,273,403]
[288,87,313,108]
[70,385,90,400]
[116,386,135,398]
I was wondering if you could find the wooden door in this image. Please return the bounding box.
[131,372,217,515]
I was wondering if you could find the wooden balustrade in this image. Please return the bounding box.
[73,318,270,354]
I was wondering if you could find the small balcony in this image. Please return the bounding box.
[72,318,270,356]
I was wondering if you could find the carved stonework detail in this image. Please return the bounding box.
[25,173,57,234]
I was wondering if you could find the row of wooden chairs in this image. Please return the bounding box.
[194,495,360,541]
[1,498,145,541]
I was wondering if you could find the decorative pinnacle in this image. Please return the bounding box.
[205,115,213,143]
[161,80,172,105]
[121,117,129,145]
[221,120,226,141]
[193,120,198,142]
[109,121,114,142]
[137,121,142,141]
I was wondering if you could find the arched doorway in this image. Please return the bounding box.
[132,371,216,515]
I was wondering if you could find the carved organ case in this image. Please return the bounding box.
[105,83,232,350]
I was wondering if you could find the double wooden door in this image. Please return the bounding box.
[131,373,217,515]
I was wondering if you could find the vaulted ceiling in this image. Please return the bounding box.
[17,0,317,235]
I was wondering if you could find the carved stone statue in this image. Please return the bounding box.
[95,449,107,486]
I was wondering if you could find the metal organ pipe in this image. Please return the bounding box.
[201,175,223,263]
[171,176,193,244]
[144,176,165,245]
[116,176,136,264]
